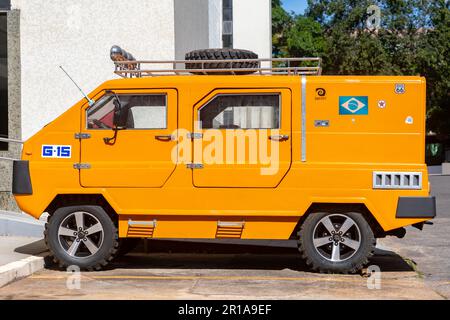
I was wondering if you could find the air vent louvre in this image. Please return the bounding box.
[373,172,422,190]
[127,220,156,238]
[216,221,245,239]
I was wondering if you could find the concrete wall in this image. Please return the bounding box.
[233,0,272,60]
[174,0,222,61]
[11,0,271,140]
[208,0,222,48]
[1,0,272,212]
[174,0,209,60]
[11,0,176,141]
[0,9,20,211]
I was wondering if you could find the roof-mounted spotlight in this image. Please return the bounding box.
[110,45,139,76]
[110,45,136,62]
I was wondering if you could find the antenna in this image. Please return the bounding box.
[59,66,95,107]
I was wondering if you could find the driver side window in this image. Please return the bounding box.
[86,95,116,129]
[86,94,167,130]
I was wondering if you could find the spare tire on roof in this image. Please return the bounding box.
[185,49,259,75]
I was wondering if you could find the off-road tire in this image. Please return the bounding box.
[297,212,376,274]
[44,205,119,271]
[185,48,259,75]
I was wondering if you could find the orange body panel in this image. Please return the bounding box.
[15,75,431,239]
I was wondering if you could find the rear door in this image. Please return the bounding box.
[80,89,178,188]
[192,89,292,188]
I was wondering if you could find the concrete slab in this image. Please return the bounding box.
[0,210,44,237]
[0,236,47,266]
[0,236,47,288]
[379,175,450,299]
[0,249,441,300]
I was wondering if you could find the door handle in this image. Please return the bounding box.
[269,135,289,142]
[155,135,174,142]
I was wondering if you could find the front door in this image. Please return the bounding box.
[192,89,292,188]
[80,89,178,188]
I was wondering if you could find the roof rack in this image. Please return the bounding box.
[110,46,322,78]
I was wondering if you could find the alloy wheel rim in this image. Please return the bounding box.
[312,214,361,262]
[57,211,104,258]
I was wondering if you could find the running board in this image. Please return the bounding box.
[127,219,157,238]
[215,221,245,239]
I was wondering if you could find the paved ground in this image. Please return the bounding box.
[378,175,450,299]
[0,176,448,300]
[0,244,442,300]
[0,236,45,266]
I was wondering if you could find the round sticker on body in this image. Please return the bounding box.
[378,100,387,108]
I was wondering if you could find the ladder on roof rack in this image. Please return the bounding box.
[110,47,322,78]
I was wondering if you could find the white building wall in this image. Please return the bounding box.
[174,0,222,60]
[233,0,272,59]
[11,0,176,140]
[10,0,271,140]
[208,0,222,48]
[174,0,209,60]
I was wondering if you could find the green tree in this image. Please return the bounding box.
[286,16,326,58]
[272,0,449,135]
[272,1,326,59]
[272,0,292,56]
[417,1,450,135]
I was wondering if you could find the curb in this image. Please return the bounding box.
[0,256,45,288]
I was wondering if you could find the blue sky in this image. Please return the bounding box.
[282,0,308,15]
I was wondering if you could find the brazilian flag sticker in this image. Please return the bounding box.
[339,96,369,115]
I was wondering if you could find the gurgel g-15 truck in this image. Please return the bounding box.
[10,47,435,272]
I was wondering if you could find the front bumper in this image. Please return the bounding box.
[12,160,33,195]
[396,196,436,219]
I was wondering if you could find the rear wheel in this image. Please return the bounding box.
[45,205,119,271]
[297,212,375,274]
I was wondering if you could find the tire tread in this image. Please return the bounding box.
[44,205,119,271]
[297,212,376,274]
[185,48,259,75]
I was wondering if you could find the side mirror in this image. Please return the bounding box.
[110,93,127,130]
[104,94,125,145]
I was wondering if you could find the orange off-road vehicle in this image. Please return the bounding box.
[11,48,435,273]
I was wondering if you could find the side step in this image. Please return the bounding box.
[127,219,156,238]
[215,221,245,239]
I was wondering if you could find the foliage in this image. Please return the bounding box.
[272,0,450,135]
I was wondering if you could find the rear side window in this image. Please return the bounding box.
[199,94,280,129]
[87,94,167,130]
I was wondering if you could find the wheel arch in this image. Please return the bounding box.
[290,203,385,239]
[45,194,118,225]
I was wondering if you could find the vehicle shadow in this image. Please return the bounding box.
[36,238,414,274]
[106,239,414,274]
[14,238,47,256]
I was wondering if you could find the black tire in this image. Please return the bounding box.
[297,212,376,274]
[44,205,119,271]
[116,238,141,257]
[185,48,259,75]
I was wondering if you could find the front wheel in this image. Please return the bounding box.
[297,212,376,274]
[45,205,119,271]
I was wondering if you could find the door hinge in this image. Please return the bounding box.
[73,163,91,170]
[186,163,204,169]
[188,133,203,139]
[75,133,91,140]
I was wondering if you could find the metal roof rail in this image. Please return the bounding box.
[110,46,322,78]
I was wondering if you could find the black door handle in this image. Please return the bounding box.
[269,135,290,142]
[155,135,174,142]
